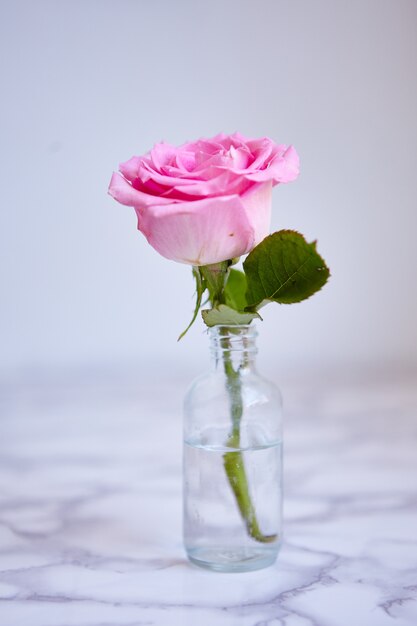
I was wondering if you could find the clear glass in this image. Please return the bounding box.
[183,325,283,572]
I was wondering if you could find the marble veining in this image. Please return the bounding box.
[0,369,416,625]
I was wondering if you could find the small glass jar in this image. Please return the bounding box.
[183,325,283,572]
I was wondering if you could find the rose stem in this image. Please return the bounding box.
[201,264,275,543]
[221,330,276,544]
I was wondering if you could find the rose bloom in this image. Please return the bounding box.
[108,132,299,266]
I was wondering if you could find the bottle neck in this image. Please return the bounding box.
[209,325,258,373]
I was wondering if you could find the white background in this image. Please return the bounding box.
[1,0,416,377]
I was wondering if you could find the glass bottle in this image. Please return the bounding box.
[183,324,283,572]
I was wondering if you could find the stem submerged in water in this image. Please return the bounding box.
[221,338,276,544]
[200,264,276,543]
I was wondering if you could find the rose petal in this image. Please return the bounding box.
[150,142,177,171]
[119,156,142,182]
[244,139,274,171]
[173,171,233,198]
[174,150,196,172]
[138,195,255,265]
[229,145,251,170]
[173,170,252,198]
[244,145,300,185]
[108,172,174,209]
[138,160,197,187]
[273,145,300,182]
[240,182,272,245]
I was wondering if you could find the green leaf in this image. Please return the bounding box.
[243,230,330,309]
[178,267,206,341]
[201,304,260,327]
[224,269,249,311]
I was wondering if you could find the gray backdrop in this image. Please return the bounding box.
[1,0,416,376]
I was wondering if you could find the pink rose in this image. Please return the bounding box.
[108,132,299,266]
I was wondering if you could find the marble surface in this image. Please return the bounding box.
[0,367,416,626]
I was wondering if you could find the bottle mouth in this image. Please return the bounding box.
[208,323,257,334]
[208,324,258,354]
